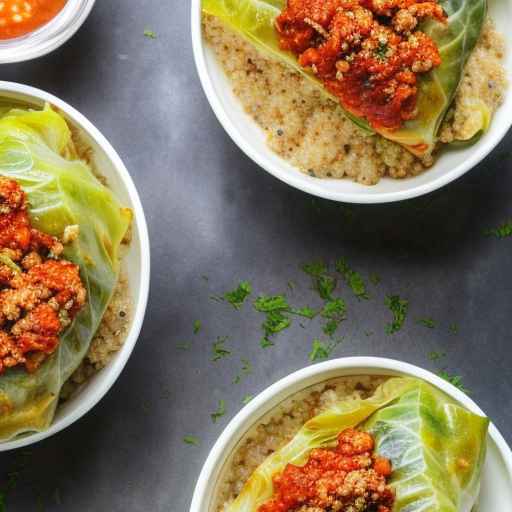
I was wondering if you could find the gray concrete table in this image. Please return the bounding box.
[1,1,511,511]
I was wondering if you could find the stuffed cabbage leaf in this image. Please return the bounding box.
[224,377,488,512]
[0,105,131,441]
[203,0,487,155]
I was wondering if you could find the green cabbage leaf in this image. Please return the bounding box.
[0,105,131,441]
[224,377,488,512]
[203,0,487,155]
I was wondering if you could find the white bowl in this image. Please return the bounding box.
[190,357,512,511]
[0,0,95,64]
[192,0,512,203]
[0,81,150,451]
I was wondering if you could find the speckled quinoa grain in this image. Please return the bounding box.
[214,375,387,511]
[203,16,506,185]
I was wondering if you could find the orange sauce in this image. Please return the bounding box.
[0,0,67,40]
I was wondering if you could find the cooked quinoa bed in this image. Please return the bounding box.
[203,16,506,185]
[214,375,387,512]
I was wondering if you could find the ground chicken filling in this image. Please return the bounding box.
[0,177,86,374]
[259,428,395,512]
[276,0,447,130]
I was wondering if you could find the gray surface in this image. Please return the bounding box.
[1,1,512,511]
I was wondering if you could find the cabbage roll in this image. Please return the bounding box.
[0,105,131,441]
[202,0,487,156]
[225,377,489,512]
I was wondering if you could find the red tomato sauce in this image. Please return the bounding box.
[0,0,67,40]
[275,0,447,131]
[258,428,395,512]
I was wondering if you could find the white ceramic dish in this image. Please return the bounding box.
[192,0,512,203]
[0,81,150,451]
[0,0,95,64]
[190,357,512,511]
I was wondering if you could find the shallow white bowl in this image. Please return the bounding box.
[0,0,95,64]
[0,81,150,451]
[190,357,512,511]
[192,0,512,203]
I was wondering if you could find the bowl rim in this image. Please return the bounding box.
[0,80,151,452]
[189,356,512,511]
[0,0,96,64]
[191,0,512,204]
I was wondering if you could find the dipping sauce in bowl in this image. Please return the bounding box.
[0,0,66,40]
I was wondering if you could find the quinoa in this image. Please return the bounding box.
[214,375,387,512]
[203,16,506,185]
[60,274,131,399]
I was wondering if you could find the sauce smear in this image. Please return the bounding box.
[0,0,67,40]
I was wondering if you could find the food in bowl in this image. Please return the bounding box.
[202,0,507,185]
[0,0,67,40]
[215,376,488,511]
[0,104,132,442]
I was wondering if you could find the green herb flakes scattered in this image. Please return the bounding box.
[417,318,435,329]
[309,338,342,362]
[438,370,468,393]
[254,294,289,312]
[212,337,231,361]
[428,351,446,362]
[449,323,459,335]
[211,400,226,423]
[301,261,327,277]
[183,435,200,446]
[369,273,381,286]
[291,306,317,319]
[224,281,252,309]
[385,295,409,334]
[335,258,368,300]
[242,394,254,405]
[321,298,346,337]
[316,274,337,300]
[193,320,201,335]
[144,29,157,39]
[485,220,512,239]
[233,358,252,384]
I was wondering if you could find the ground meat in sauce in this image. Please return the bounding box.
[275,0,447,130]
[258,428,394,512]
[0,177,86,374]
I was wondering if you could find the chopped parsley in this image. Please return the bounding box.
[438,370,468,393]
[224,281,252,309]
[369,273,381,286]
[211,336,231,361]
[254,294,289,312]
[321,298,346,337]
[254,295,293,347]
[485,220,512,239]
[449,323,459,335]
[309,338,342,362]
[335,258,368,300]
[301,261,327,277]
[385,295,409,334]
[233,358,252,384]
[242,394,254,405]
[417,318,435,329]
[193,320,201,334]
[316,274,337,300]
[183,435,200,446]
[144,29,157,39]
[211,400,226,423]
[290,306,317,319]
[375,41,389,61]
[428,350,446,362]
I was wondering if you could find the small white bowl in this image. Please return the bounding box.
[0,81,150,451]
[190,357,512,511]
[0,0,95,64]
[192,0,512,203]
